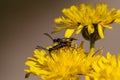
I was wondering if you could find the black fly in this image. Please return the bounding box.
[36,33,77,52]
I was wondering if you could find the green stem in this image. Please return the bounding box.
[90,39,95,49]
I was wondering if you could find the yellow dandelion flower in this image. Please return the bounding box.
[85,52,120,80]
[53,3,120,39]
[25,42,102,80]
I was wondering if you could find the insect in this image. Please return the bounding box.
[36,33,77,52]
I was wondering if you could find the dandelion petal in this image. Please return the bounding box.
[65,29,74,38]
[98,24,104,39]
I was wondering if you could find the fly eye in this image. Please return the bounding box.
[53,38,60,42]
[53,39,57,42]
[56,38,61,42]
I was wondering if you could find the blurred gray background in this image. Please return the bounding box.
[1,0,120,80]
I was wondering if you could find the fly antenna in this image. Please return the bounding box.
[36,45,48,51]
[44,33,54,41]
